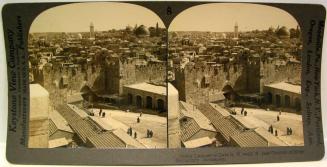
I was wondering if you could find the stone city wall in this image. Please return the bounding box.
[174,58,301,106]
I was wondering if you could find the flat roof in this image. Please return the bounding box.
[67,93,83,104]
[48,138,69,148]
[265,82,301,94]
[168,83,178,96]
[30,84,49,98]
[124,82,166,96]
[183,137,214,148]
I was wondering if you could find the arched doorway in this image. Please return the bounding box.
[136,95,142,108]
[295,98,301,112]
[284,95,290,107]
[127,93,133,105]
[222,85,236,101]
[157,99,165,112]
[275,94,281,107]
[266,92,272,104]
[80,85,95,103]
[146,96,153,109]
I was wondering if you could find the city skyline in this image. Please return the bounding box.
[169,3,299,32]
[30,2,165,33]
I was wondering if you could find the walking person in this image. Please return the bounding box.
[290,128,293,135]
[275,130,278,136]
[102,112,106,118]
[277,115,280,121]
[99,109,102,117]
[244,111,247,116]
[269,125,273,133]
[134,132,137,139]
[129,127,133,136]
[150,130,153,138]
[137,117,140,123]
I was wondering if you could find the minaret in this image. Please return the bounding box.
[90,22,95,39]
[156,22,159,36]
[234,22,238,39]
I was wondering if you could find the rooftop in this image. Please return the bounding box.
[230,131,268,147]
[197,103,245,142]
[265,82,301,94]
[183,137,214,148]
[49,110,73,133]
[86,131,126,148]
[180,118,202,142]
[180,101,216,132]
[30,84,49,98]
[209,103,230,117]
[48,138,69,148]
[67,93,83,104]
[168,83,178,96]
[67,104,88,118]
[124,82,166,95]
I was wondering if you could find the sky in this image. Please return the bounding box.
[169,3,299,32]
[29,2,165,33]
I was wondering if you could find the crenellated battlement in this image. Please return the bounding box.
[173,58,301,105]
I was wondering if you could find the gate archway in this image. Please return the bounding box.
[267,92,272,104]
[136,95,142,108]
[127,93,133,105]
[146,96,153,109]
[157,99,165,112]
[275,94,281,107]
[284,95,290,107]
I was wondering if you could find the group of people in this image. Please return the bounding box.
[99,109,106,118]
[268,125,278,136]
[127,127,137,139]
[240,107,248,116]
[269,125,293,136]
[147,129,153,138]
[286,127,293,135]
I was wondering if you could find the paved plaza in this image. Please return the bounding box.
[231,107,304,146]
[91,109,167,148]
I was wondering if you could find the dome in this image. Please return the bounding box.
[135,25,149,37]
[276,26,290,37]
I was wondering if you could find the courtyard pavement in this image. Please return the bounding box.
[91,108,167,148]
[231,107,304,146]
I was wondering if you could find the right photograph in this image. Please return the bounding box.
[167,3,303,148]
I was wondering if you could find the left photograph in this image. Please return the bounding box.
[28,2,167,149]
